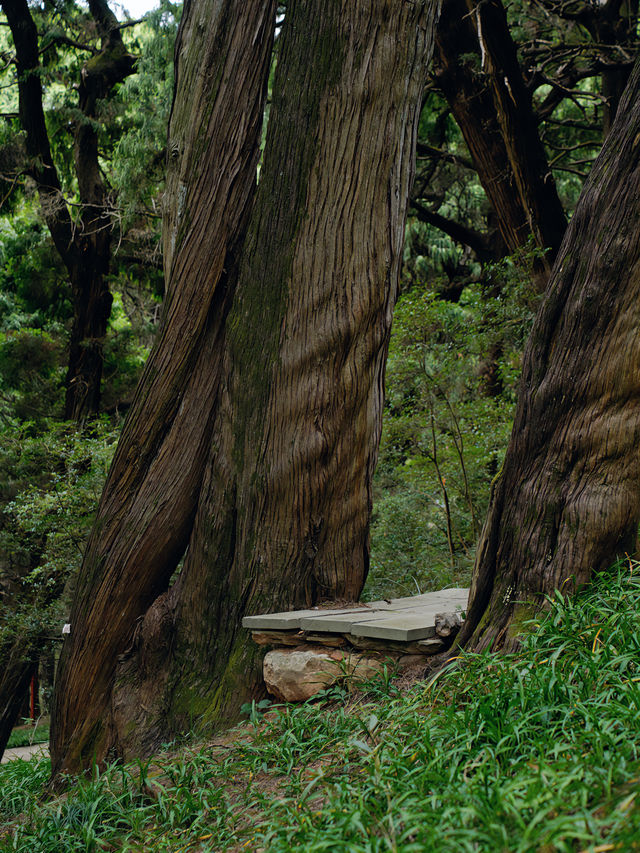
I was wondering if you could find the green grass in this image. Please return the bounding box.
[6,721,49,749]
[2,562,640,851]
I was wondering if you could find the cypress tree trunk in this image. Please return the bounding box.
[459,57,640,652]
[51,0,278,774]
[52,0,439,774]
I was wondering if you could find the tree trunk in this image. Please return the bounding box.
[578,0,639,136]
[434,0,567,272]
[51,0,439,775]
[458,56,640,652]
[64,0,136,420]
[51,0,280,775]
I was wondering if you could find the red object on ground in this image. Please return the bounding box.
[30,673,36,721]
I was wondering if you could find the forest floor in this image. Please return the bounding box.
[2,562,640,852]
[1,744,48,765]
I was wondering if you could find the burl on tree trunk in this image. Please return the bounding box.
[52,0,439,775]
[460,56,640,652]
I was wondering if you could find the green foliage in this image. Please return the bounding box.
[6,721,49,749]
[0,419,119,669]
[111,1,180,230]
[0,206,158,419]
[366,248,542,599]
[0,419,118,589]
[4,563,640,851]
[0,755,51,823]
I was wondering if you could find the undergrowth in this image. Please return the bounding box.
[2,562,640,851]
[6,721,49,750]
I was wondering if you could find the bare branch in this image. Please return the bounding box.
[410,199,492,260]
[416,141,474,170]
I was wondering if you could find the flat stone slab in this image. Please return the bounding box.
[299,609,392,632]
[367,588,468,611]
[242,606,365,630]
[351,608,455,642]
[244,589,468,640]
[1,743,49,764]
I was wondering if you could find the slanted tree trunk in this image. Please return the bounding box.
[0,0,135,761]
[458,56,640,652]
[51,0,278,773]
[51,0,439,775]
[434,0,567,270]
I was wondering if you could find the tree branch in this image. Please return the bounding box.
[416,141,475,170]
[410,199,492,260]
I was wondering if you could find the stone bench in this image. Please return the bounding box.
[243,588,468,701]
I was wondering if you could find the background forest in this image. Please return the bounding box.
[1,1,640,850]
[1,0,637,718]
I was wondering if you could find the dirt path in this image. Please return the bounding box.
[1,743,49,764]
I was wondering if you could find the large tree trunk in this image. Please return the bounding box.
[458,56,640,652]
[51,0,277,774]
[435,0,567,270]
[51,0,439,775]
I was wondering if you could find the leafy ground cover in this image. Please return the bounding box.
[2,562,639,851]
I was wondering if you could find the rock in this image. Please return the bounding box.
[304,633,348,648]
[416,637,445,652]
[251,630,303,646]
[435,611,462,637]
[263,647,386,701]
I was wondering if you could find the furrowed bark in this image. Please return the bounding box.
[59,0,440,761]
[116,0,439,746]
[51,0,277,775]
[459,56,640,652]
[54,0,439,771]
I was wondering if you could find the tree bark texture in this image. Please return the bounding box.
[51,0,438,774]
[459,56,640,653]
[435,0,567,270]
[144,0,436,743]
[51,0,279,775]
